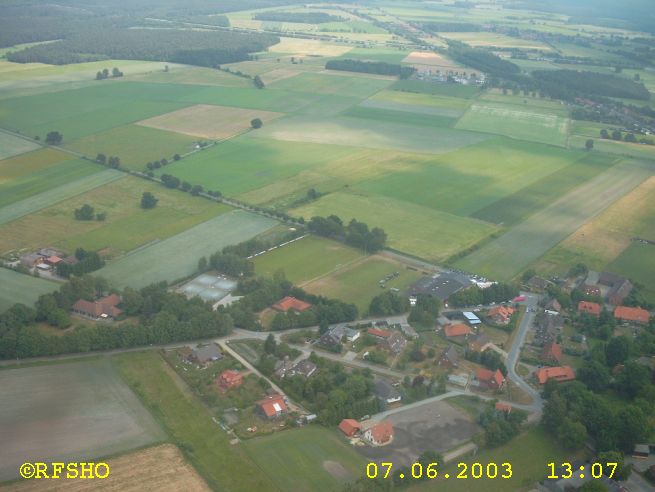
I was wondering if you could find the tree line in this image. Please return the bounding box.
[307,215,387,253]
[253,12,345,23]
[325,59,416,79]
[448,283,518,307]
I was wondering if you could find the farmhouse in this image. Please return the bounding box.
[338,419,361,437]
[443,323,472,339]
[368,328,391,339]
[290,358,317,378]
[614,306,649,324]
[272,296,312,313]
[468,332,491,353]
[577,301,601,317]
[475,368,505,390]
[487,305,515,325]
[19,253,42,268]
[438,345,460,369]
[535,366,575,384]
[256,394,287,420]
[71,294,122,320]
[216,370,243,390]
[374,379,401,405]
[363,421,394,446]
[187,344,223,366]
[381,332,407,355]
[599,272,633,305]
[541,342,562,364]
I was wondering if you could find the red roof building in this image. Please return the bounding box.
[535,366,575,384]
[338,419,361,437]
[272,296,312,313]
[578,301,601,317]
[216,370,243,390]
[487,306,516,325]
[367,328,391,339]
[364,421,394,446]
[495,402,512,413]
[256,394,287,419]
[614,306,650,324]
[71,294,122,320]
[476,368,505,389]
[46,255,63,266]
[443,323,472,338]
[541,342,562,364]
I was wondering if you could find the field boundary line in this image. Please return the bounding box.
[297,253,370,288]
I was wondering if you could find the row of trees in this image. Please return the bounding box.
[74,203,106,221]
[95,154,120,168]
[478,403,528,448]
[95,67,123,80]
[325,59,415,79]
[253,12,345,23]
[600,128,653,145]
[307,215,387,253]
[448,283,518,307]
[55,249,105,279]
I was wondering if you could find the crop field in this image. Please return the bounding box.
[0,147,70,181]
[365,90,471,115]
[137,104,284,140]
[342,106,458,128]
[131,65,253,88]
[0,132,40,159]
[161,137,360,197]
[0,167,124,224]
[0,359,164,482]
[292,192,498,263]
[267,37,353,57]
[402,51,460,68]
[0,268,58,312]
[269,71,392,98]
[303,254,424,313]
[248,114,488,154]
[100,210,276,288]
[440,32,552,51]
[455,159,653,280]
[243,427,367,492]
[335,47,409,64]
[253,235,364,284]
[569,135,655,159]
[455,102,570,147]
[535,176,655,274]
[65,125,198,171]
[391,80,480,98]
[0,175,231,257]
[607,242,655,304]
[3,444,210,492]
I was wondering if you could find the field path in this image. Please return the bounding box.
[456,158,654,280]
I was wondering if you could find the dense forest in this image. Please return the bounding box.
[447,41,521,76]
[7,28,279,66]
[532,70,651,101]
[253,12,345,24]
[325,59,416,79]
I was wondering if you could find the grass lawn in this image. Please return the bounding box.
[100,210,276,288]
[0,175,232,257]
[607,242,655,304]
[409,427,566,492]
[292,192,498,263]
[242,426,368,492]
[0,132,40,160]
[113,351,276,492]
[254,235,364,284]
[303,254,424,314]
[65,124,198,171]
[0,268,58,313]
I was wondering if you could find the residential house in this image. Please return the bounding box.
[364,421,394,446]
[71,294,122,320]
[290,359,317,378]
[256,394,287,419]
[475,368,505,390]
[487,305,515,325]
[614,306,650,324]
[534,366,575,384]
[599,272,632,305]
[541,342,562,364]
[187,344,223,366]
[275,357,294,378]
[216,370,243,390]
[577,301,601,317]
[368,328,391,339]
[534,312,563,346]
[527,276,549,290]
[545,298,562,313]
[45,256,63,267]
[468,332,491,353]
[374,379,401,405]
[495,402,512,413]
[272,296,312,313]
[400,323,418,339]
[443,323,472,340]
[381,332,407,355]
[19,253,42,269]
[319,325,359,349]
[438,345,459,369]
[338,419,361,437]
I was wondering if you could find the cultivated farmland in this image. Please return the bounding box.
[0,268,58,312]
[0,359,164,482]
[0,132,40,159]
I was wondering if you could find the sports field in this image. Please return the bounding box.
[254,235,364,284]
[100,210,276,288]
[0,175,231,256]
[303,254,423,313]
[0,132,40,159]
[0,269,58,312]
[243,426,367,492]
[455,159,652,280]
[0,359,164,481]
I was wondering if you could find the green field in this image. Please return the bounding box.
[0,167,125,224]
[0,132,40,159]
[342,105,457,128]
[304,254,423,313]
[292,192,498,263]
[65,124,198,171]
[607,242,655,304]
[569,135,655,160]
[365,89,471,116]
[253,235,364,284]
[455,101,570,147]
[242,426,367,492]
[0,175,231,257]
[114,351,275,492]
[0,268,58,313]
[335,47,410,64]
[100,210,276,288]
[0,147,70,181]
[391,80,480,98]
[269,71,392,98]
